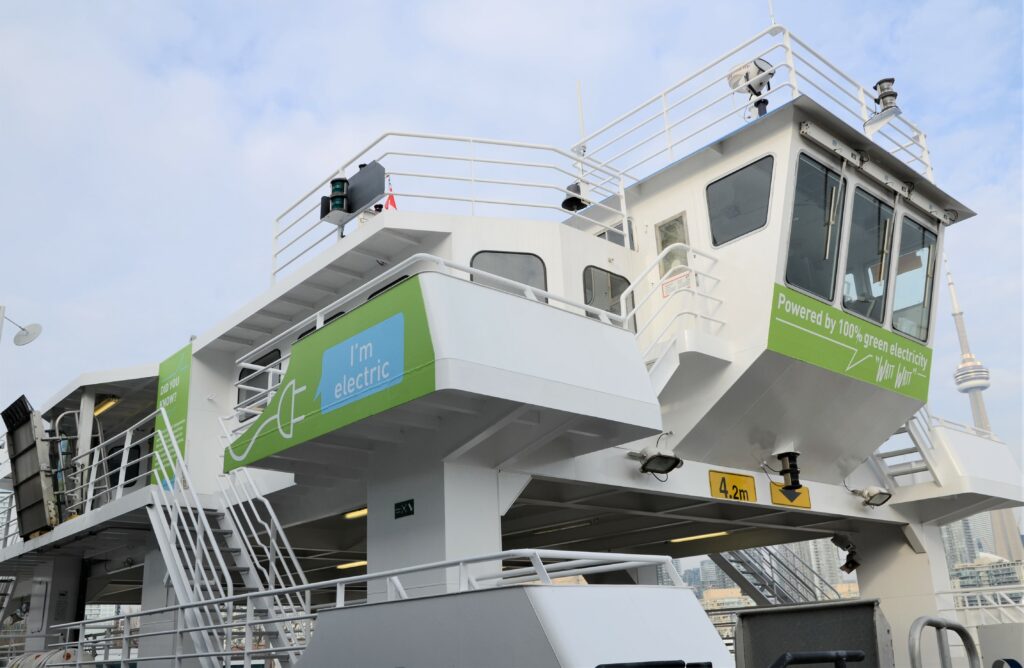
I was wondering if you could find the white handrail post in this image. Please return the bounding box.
[783,29,799,98]
[114,429,133,500]
[619,177,632,251]
[469,138,476,216]
[84,449,100,513]
[271,215,279,284]
[244,602,253,668]
[119,615,129,668]
[661,93,674,160]
[335,582,346,608]
[528,552,552,585]
[918,131,934,181]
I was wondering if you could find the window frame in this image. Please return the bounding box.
[704,153,776,248]
[889,212,940,343]
[470,250,548,294]
[582,264,635,330]
[783,151,849,304]
[839,184,898,326]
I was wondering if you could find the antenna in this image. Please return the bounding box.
[0,306,43,347]
[767,0,777,25]
[575,80,587,151]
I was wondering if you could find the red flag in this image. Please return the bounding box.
[384,175,397,210]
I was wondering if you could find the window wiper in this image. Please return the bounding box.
[823,184,839,260]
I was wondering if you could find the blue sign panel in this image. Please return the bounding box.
[315,313,405,414]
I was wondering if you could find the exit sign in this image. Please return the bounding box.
[394,499,414,519]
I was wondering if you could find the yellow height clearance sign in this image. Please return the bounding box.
[709,471,757,503]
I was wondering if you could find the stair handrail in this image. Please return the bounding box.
[147,407,236,666]
[216,468,310,652]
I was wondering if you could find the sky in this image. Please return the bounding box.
[0,0,1021,457]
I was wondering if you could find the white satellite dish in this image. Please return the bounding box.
[13,323,42,346]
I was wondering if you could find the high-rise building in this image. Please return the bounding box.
[700,558,732,590]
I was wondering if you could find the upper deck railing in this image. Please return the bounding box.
[571,25,933,190]
[272,133,631,280]
[223,247,724,442]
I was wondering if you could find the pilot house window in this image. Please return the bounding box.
[706,156,774,246]
[786,155,845,300]
[843,188,894,323]
[891,217,937,341]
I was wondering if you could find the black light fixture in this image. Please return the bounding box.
[561,182,586,212]
[637,443,683,475]
[777,451,802,491]
[840,550,861,574]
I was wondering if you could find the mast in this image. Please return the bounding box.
[945,258,1024,562]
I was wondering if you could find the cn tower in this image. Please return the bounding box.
[946,258,1024,562]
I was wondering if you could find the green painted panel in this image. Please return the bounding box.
[224,276,435,471]
[767,284,931,401]
[152,342,192,485]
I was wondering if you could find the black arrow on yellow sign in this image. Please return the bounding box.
[770,482,811,508]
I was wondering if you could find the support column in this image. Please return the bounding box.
[366,444,502,599]
[855,523,950,667]
[75,390,95,459]
[24,557,81,652]
[138,549,200,667]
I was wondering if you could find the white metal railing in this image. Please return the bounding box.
[48,549,685,666]
[146,406,237,668]
[572,24,933,191]
[223,248,725,442]
[939,584,1024,632]
[272,133,631,280]
[0,492,19,549]
[0,434,9,480]
[216,468,310,657]
[618,241,725,365]
[54,412,160,518]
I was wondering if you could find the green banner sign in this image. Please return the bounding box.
[224,276,436,472]
[767,284,931,401]
[153,342,193,485]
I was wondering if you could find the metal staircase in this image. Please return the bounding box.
[710,544,841,606]
[146,407,307,667]
[871,408,940,487]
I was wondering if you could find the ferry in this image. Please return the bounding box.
[1,22,1021,668]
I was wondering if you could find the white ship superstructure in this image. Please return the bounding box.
[1,25,1021,668]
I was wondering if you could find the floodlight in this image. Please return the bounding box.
[840,551,860,574]
[727,58,775,117]
[637,443,683,475]
[853,485,893,507]
[727,58,774,96]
